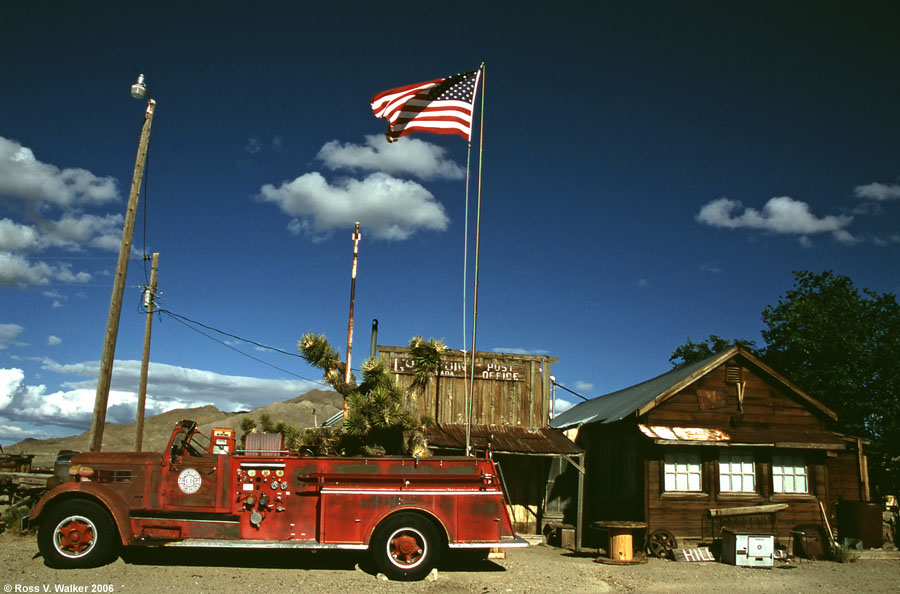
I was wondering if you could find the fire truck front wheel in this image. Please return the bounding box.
[38,500,119,569]
[371,512,441,581]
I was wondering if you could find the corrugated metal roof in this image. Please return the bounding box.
[550,349,730,429]
[550,346,837,430]
[424,424,582,455]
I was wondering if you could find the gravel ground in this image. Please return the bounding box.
[1,531,897,594]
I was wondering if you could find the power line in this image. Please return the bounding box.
[552,380,591,402]
[156,307,304,359]
[155,307,326,386]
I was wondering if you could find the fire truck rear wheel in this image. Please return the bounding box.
[38,500,119,569]
[371,512,441,581]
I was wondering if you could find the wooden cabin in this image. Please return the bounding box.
[550,346,869,553]
[378,345,584,541]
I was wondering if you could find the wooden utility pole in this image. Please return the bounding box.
[89,95,156,452]
[135,252,159,451]
[343,222,361,418]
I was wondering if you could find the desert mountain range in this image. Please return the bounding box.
[8,389,341,468]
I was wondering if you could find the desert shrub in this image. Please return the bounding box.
[2,504,30,534]
[828,543,857,563]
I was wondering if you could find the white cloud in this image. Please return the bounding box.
[573,381,593,392]
[0,252,52,286]
[0,218,39,251]
[873,233,900,247]
[259,136,465,241]
[696,196,853,243]
[0,137,121,287]
[0,324,25,350]
[0,253,92,287]
[318,135,464,181]
[47,335,62,346]
[490,347,552,356]
[831,229,862,245]
[259,171,449,240]
[0,368,23,407]
[43,359,321,416]
[40,213,123,251]
[552,397,574,417]
[0,136,118,207]
[0,418,51,443]
[700,261,722,274]
[0,369,146,429]
[0,361,324,438]
[245,138,262,154]
[854,182,900,202]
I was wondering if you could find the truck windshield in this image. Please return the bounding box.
[171,422,211,457]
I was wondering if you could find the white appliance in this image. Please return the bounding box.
[721,529,775,568]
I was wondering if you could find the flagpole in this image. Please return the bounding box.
[461,141,472,428]
[465,61,486,456]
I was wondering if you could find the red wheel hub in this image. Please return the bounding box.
[56,519,95,554]
[390,532,423,565]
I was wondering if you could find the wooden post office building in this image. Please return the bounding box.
[550,346,870,554]
[378,345,584,543]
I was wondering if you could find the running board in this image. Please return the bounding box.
[162,539,367,550]
[448,536,529,549]
[160,535,528,550]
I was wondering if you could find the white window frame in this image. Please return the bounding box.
[719,451,756,493]
[772,454,809,494]
[664,451,703,492]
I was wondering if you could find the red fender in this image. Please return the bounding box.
[30,481,134,545]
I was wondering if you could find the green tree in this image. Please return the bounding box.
[669,270,900,495]
[760,270,900,495]
[258,412,277,434]
[238,416,256,449]
[239,415,301,452]
[669,335,758,369]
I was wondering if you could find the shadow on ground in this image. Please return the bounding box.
[116,547,506,576]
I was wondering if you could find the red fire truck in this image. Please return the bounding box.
[25,420,525,580]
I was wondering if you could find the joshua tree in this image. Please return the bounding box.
[298,332,440,456]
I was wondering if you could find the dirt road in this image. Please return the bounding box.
[1,532,897,593]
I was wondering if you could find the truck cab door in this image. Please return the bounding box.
[160,421,227,510]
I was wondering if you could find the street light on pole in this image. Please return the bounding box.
[88,74,156,452]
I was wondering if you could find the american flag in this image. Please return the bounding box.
[370,70,480,142]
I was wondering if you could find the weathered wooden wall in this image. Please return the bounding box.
[378,346,557,428]
[644,364,826,430]
[826,452,865,503]
[643,449,832,539]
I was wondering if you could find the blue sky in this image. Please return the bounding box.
[2,1,899,444]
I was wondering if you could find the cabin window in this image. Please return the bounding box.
[772,455,808,494]
[719,452,755,493]
[664,452,702,492]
